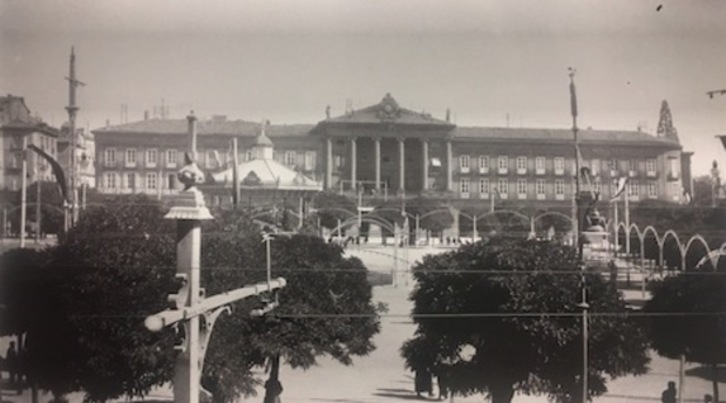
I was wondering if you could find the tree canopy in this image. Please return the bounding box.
[402,237,649,403]
[4,196,380,403]
[644,268,726,401]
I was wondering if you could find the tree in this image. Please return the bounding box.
[200,210,382,402]
[32,195,179,402]
[402,237,649,403]
[644,271,726,402]
[10,197,381,403]
[405,197,453,236]
[9,181,65,236]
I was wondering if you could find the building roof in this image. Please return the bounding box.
[453,126,682,148]
[323,93,454,127]
[94,118,314,137]
[211,159,322,191]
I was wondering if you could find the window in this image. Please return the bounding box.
[497,178,508,198]
[668,158,679,180]
[627,180,639,197]
[646,159,657,176]
[304,151,315,170]
[648,182,658,198]
[459,177,470,194]
[555,179,565,199]
[479,178,490,195]
[125,149,136,166]
[554,157,565,175]
[126,173,135,190]
[628,159,638,171]
[517,179,527,199]
[535,157,546,174]
[478,156,489,173]
[285,151,297,167]
[460,155,470,173]
[104,148,116,166]
[536,179,546,199]
[608,159,618,175]
[516,156,527,174]
[146,172,157,190]
[105,172,117,189]
[146,149,157,167]
[497,156,508,174]
[245,150,253,162]
[166,150,177,167]
[207,150,216,169]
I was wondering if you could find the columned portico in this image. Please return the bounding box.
[446,140,453,192]
[422,139,429,190]
[398,138,405,192]
[326,137,333,189]
[374,137,381,191]
[350,137,357,189]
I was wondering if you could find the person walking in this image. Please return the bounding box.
[5,342,18,388]
[661,381,676,403]
[414,366,433,398]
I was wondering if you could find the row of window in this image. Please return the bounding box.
[101,171,177,191]
[103,147,316,171]
[459,178,659,198]
[459,156,661,175]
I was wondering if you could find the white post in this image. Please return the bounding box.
[350,138,357,191]
[446,140,453,192]
[625,191,630,255]
[20,135,28,248]
[374,137,381,191]
[399,138,405,192]
[678,354,685,403]
[326,137,333,190]
[422,139,429,191]
[472,215,478,242]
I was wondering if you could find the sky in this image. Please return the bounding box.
[1,0,726,175]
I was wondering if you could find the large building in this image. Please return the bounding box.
[0,95,60,198]
[92,94,691,208]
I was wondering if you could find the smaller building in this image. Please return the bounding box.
[205,122,322,208]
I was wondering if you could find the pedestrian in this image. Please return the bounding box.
[414,366,433,398]
[661,381,676,403]
[6,341,18,387]
[608,259,618,284]
[432,364,450,401]
[704,394,713,403]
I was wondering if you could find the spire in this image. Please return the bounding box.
[657,100,680,143]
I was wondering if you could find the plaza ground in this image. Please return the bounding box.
[1,244,723,402]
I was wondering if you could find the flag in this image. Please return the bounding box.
[212,150,222,169]
[610,177,628,202]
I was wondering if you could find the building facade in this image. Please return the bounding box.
[0,95,60,197]
[92,94,691,208]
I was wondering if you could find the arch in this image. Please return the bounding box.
[660,230,683,253]
[331,215,395,236]
[659,230,684,271]
[477,209,531,225]
[641,225,661,266]
[683,234,713,271]
[627,223,643,240]
[534,211,575,226]
[420,208,453,220]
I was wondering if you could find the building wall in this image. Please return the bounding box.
[92,119,690,206]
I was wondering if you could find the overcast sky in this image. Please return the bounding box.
[2,0,725,175]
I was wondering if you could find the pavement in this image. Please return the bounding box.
[1,245,723,403]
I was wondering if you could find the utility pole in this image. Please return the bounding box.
[65,46,85,227]
[569,68,589,403]
[232,137,240,208]
[20,135,28,248]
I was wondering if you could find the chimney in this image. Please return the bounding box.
[144,110,149,120]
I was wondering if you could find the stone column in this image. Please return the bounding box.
[350,137,357,190]
[446,140,453,192]
[399,138,405,192]
[374,137,381,191]
[422,139,429,191]
[326,137,333,190]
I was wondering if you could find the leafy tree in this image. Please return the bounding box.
[644,270,726,402]
[402,237,649,403]
[200,210,381,402]
[405,197,453,235]
[9,181,65,235]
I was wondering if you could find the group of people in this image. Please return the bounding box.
[661,381,713,403]
[413,365,450,401]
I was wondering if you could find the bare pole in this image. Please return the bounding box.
[569,67,588,403]
[65,46,84,227]
[232,137,240,208]
[35,162,41,243]
[20,135,28,248]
